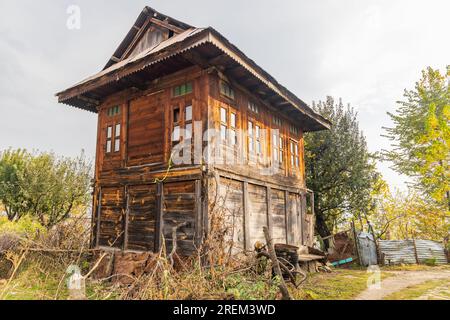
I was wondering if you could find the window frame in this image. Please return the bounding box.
[173,82,193,98]
[289,139,300,170]
[272,130,286,169]
[219,81,235,100]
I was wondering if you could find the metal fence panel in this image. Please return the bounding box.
[357,232,378,266]
[379,239,448,265]
[379,240,417,265]
[415,240,448,265]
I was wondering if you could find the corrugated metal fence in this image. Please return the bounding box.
[379,239,447,265]
[357,232,378,266]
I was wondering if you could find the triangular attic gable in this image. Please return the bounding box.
[104,6,192,70]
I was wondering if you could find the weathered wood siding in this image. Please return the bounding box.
[162,181,198,255]
[247,183,268,246]
[98,187,125,248]
[127,92,165,167]
[126,184,157,251]
[271,189,287,244]
[218,177,245,251]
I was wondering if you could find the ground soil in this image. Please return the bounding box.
[355,269,450,300]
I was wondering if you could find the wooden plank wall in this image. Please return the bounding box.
[162,181,197,255]
[216,175,309,251]
[127,92,165,167]
[271,189,287,244]
[95,180,200,256]
[217,177,245,251]
[127,184,157,251]
[97,187,125,248]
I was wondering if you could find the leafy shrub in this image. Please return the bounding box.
[423,258,437,266]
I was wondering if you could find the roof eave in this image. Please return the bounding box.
[57,27,331,131]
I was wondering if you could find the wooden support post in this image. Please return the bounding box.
[96,188,102,248]
[123,191,130,250]
[243,181,251,251]
[194,180,202,246]
[413,239,420,264]
[263,226,291,300]
[155,182,164,252]
[351,220,362,266]
[285,190,291,245]
[266,186,273,239]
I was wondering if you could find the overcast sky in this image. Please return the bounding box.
[0,0,449,191]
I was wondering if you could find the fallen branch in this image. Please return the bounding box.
[263,226,291,300]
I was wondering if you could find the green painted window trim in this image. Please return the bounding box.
[173,82,193,97]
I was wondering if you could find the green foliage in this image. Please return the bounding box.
[0,216,45,236]
[0,149,92,228]
[383,66,450,208]
[369,179,449,241]
[224,274,280,300]
[424,258,437,266]
[305,97,379,237]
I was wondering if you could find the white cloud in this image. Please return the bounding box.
[0,0,448,191]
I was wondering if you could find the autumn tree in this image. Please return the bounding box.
[305,97,379,241]
[0,149,92,228]
[383,66,450,209]
[369,183,449,241]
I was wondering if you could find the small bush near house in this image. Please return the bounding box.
[424,258,437,266]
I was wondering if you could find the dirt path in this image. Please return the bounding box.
[355,270,450,300]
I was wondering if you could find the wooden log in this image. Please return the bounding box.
[263,226,291,300]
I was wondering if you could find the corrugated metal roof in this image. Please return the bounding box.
[67,28,206,90]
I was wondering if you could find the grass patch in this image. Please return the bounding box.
[292,269,393,300]
[384,279,450,300]
[381,264,450,272]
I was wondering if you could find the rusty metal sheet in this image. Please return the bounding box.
[379,239,448,265]
[415,240,448,265]
[379,240,417,265]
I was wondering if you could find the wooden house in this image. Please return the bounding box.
[56,7,331,256]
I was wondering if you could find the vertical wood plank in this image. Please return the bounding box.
[96,188,102,248]
[155,182,164,252]
[284,190,291,245]
[194,179,202,246]
[243,181,251,251]
[202,177,209,237]
[266,186,273,239]
[123,189,130,250]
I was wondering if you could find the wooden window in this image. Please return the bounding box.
[220,106,238,146]
[172,107,181,142]
[290,139,300,168]
[248,121,254,153]
[185,104,193,140]
[248,120,265,160]
[171,103,193,145]
[272,131,285,168]
[106,123,121,154]
[255,125,262,155]
[290,125,299,136]
[114,124,121,152]
[107,106,120,117]
[273,116,282,127]
[220,107,227,142]
[248,101,259,114]
[173,82,193,97]
[106,126,113,153]
[220,81,235,100]
[230,112,237,146]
